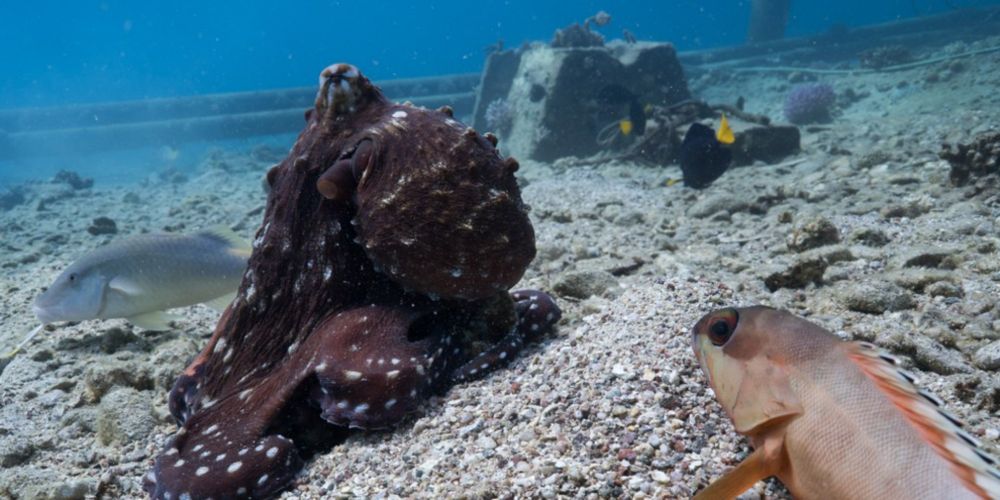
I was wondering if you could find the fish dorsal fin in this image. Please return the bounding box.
[847,342,1000,499]
[199,225,252,257]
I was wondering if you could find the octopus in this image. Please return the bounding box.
[143,63,561,499]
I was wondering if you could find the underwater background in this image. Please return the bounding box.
[1,1,996,108]
[2,1,1000,498]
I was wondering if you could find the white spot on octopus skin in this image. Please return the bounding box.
[255,444,265,452]
[238,388,254,401]
[174,459,186,467]
[344,370,362,381]
[227,461,242,473]
[193,443,205,452]
[315,362,327,371]
[215,453,227,462]
[386,370,400,380]
[385,399,397,409]
[391,358,400,365]
[195,466,209,476]
[202,425,218,436]
[355,403,370,413]
[213,337,227,353]
[266,446,279,459]
[239,448,249,456]
[258,474,270,486]
[392,110,408,119]
[337,400,349,409]
[237,487,247,495]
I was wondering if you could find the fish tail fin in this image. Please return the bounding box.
[848,342,1000,499]
[201,225,252,258]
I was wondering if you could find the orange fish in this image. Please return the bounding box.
[692,306,1000,499]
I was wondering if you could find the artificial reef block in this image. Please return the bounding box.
[483,41,690,162]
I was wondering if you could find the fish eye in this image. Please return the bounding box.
[68,273,77,282]
[707,308,739,346]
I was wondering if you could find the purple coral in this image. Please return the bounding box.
[783,83,836,124]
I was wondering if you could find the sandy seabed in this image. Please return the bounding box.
[2,35,1000,499]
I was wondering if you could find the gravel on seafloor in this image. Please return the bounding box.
[2,35,1000,499]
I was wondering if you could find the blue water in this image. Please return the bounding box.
[2,0,997,109]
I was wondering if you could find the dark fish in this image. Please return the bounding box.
[597,84,646,135]
[679,123,732,189]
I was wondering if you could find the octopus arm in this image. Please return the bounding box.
[451,289,561,383]
[308,305,444,430]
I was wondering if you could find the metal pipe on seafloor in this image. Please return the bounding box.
[0,92,475,160]
[0,73,481,134]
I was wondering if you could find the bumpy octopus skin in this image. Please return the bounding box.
[144,64,560,499]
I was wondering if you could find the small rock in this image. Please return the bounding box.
[82,360,154,403]
[787,217,840,252]
[925,281,963,298]
[0,436,35,467]
[687,195,750,218]
[87,217,118,236]
[53,170,94,190]
[894,246,957,269]
[553,270,619,299]
[973,341,1000,371]
[835,280,914,314]
[96,388,156,445]
[887,269,955,293]
[849,227,890,247]
[475,436,498,450]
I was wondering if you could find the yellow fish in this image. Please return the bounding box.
[619,119,634,136]
[716,113,735,145]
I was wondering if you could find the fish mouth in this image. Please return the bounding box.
[33,303,57,325]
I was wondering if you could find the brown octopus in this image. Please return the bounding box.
[143,64,560,499]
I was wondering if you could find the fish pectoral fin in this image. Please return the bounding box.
[108,276,144,296]
[693,439,786,500]
[203,293,235,313]
[127,311,178,331]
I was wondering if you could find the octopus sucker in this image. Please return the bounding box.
[145,64,560,500]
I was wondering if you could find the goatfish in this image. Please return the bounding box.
[9,228,251,356]
[691,306,1000,499]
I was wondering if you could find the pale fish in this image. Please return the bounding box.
[32,227,250,332]
[691,306,1000,500]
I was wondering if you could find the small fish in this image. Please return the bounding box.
[597,84,646,136]
[679,122,732,189]
[619,119,634,136]
[692,306,1000,500]
[32,227,250,332]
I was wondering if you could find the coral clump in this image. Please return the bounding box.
[484,98,513,135]
[784,83,835,124]
[939,132,1000,186]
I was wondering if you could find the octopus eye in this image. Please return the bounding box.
[707,308,738,346]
